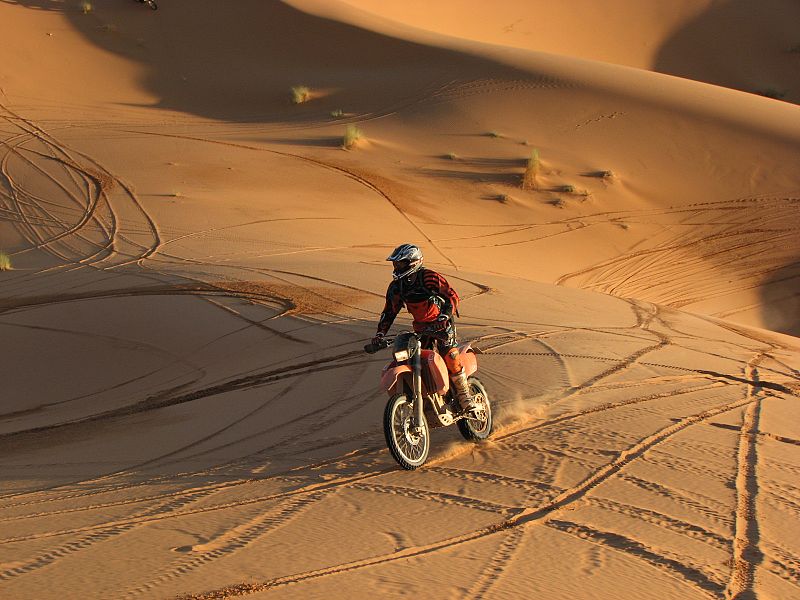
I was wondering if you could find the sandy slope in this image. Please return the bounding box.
[0,1,799,599]
[341,0,800,103]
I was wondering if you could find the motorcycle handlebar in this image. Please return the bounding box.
[364,337,393,354]
[363,323,448,353]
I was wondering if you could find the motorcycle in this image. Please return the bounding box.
[364,330,493,470]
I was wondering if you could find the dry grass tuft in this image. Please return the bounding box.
[330,109,344,118]
[291,85,311,104]
[342,124,363,149]
[80,1,93,14]
[0,253,12,271]
[557,184,591,197]
[521,149,541,190]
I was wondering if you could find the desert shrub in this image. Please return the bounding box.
[291,85,311,104]
[756,88,786,99]
[342,124,362,149]
[556,184,590,196]
[0,253,11,271]
[330,109,344,118]
[80,1,93,14]
[521,149,540,190]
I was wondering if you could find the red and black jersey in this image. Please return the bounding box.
[377,268,460,334]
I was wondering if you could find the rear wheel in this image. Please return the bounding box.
[384,394,430,470]
[457,377,493,441]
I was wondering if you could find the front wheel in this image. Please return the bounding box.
[457,377,493,441]
[384,394,430,470]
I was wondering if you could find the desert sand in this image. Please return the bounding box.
[0,1,798,599]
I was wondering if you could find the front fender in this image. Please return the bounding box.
[381,362,411,395]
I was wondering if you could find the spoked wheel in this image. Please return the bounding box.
[384,394,430,470]
[457,377,493,441]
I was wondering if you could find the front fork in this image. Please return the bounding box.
[410,336,425,431]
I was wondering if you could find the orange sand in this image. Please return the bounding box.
[0,2,798,599]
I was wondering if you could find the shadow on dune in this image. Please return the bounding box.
[0,0,57,7]
[4,0,527,122]
[420,155,529,185]
[654,0,800,104]
[262,135,345,148]
[440,156,528,168]
[759,261,800,337]
[420,167,520,184]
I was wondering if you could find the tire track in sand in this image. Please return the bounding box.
[466,527,527,600]
[351,483,514,516]
[0,134,109,264]
[175,391,759,599]
[0,103,123,269]
[0,486,220,583]
[545,520,725,595]
[110,126,458,271]
[724,355,765,600]
[123,491,327,599]
[0,348,367,443]
[0,372,729,544]
[0,379,717,533]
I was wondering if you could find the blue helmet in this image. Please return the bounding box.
[386,243,423,280]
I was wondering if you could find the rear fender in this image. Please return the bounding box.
[457,342,478,377]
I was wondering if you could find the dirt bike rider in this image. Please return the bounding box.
[372,243,478,414]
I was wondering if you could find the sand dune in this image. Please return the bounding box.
[340,0,800,103]
[0,1,798,599]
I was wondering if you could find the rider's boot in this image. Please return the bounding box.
[450,368,478,414]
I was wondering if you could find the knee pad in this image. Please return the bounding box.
[444,348,463,375]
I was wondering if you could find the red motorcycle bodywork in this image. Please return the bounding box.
[458,341,477,377]
[380,343,477,395]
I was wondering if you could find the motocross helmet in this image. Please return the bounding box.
[387,243,423,280]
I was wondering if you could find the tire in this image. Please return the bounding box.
[457,377,493,442]
[384,394,430,470]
